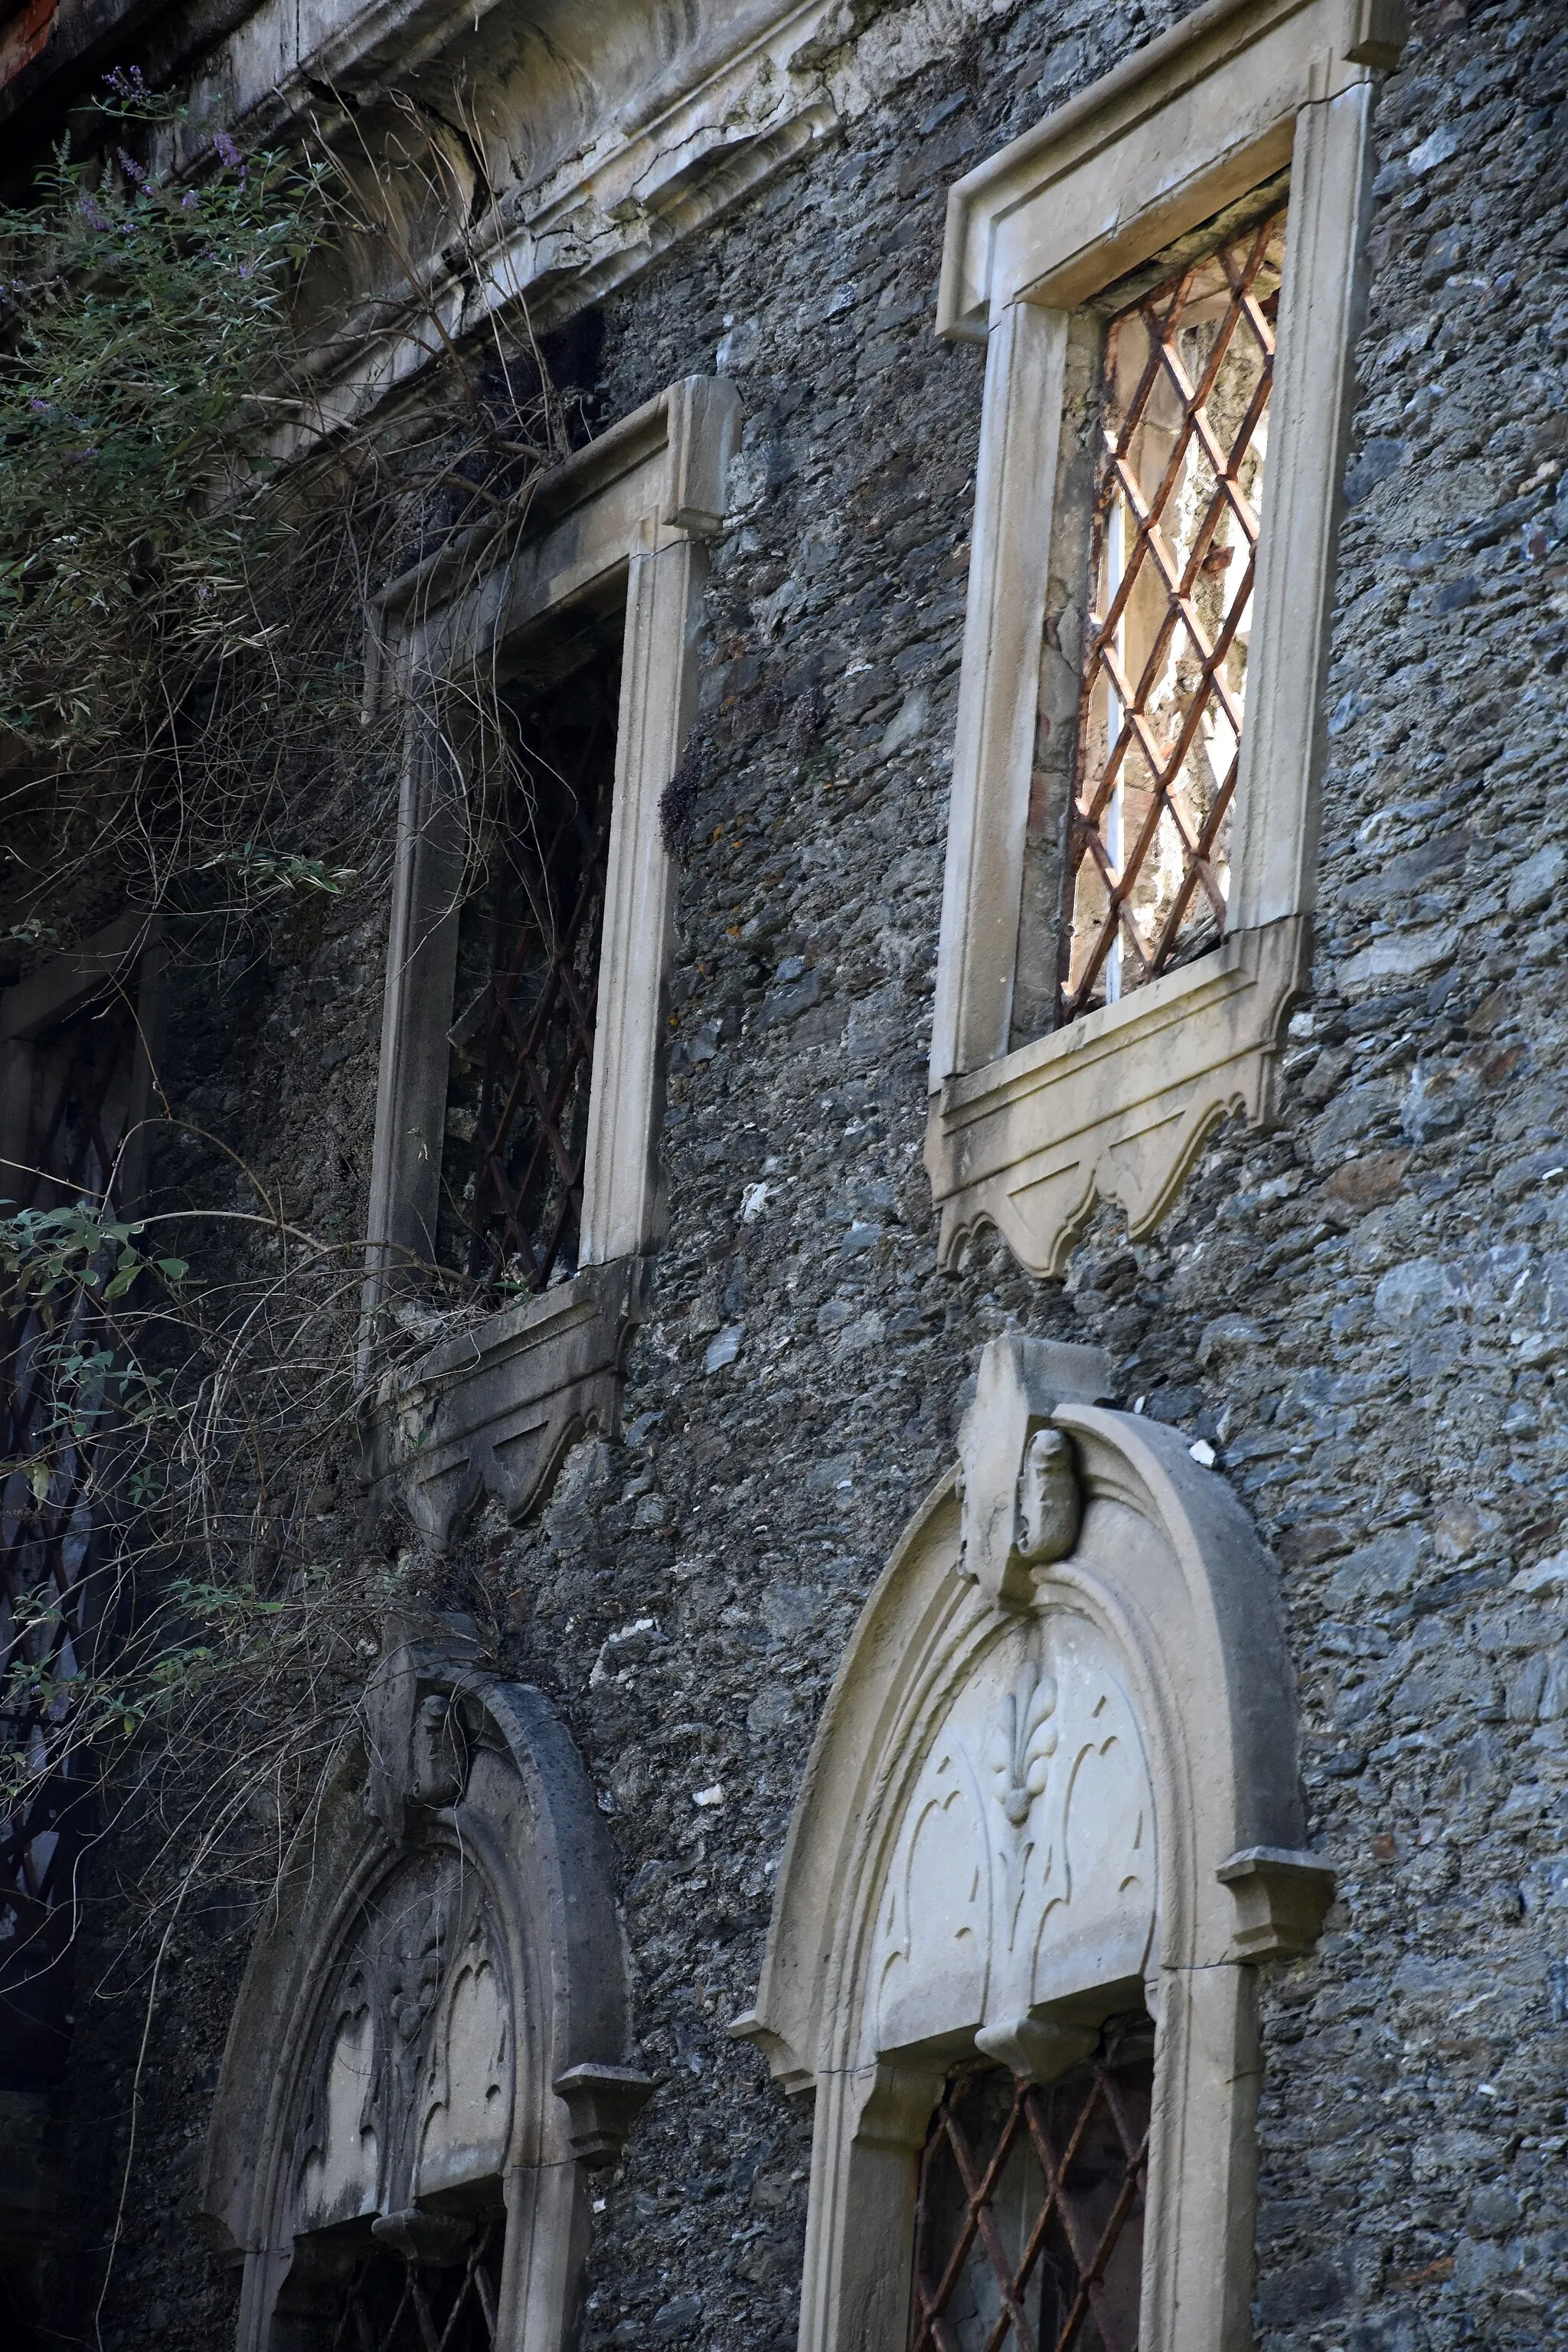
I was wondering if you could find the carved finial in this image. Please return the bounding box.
[956,1335,1109,1609]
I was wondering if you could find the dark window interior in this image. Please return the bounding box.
[910,2017,1154,2352]
[439,599,624,1295]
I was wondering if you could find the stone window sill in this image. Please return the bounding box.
[925,914,1308,1277]
[364,1256,648,1546]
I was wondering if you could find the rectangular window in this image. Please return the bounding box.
[1061,197,1286,1023]
[362,377,737,1540]
[925,0,1393,1278]
[439,603,623,1294]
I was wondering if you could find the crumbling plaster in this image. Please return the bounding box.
[175,0,1025,439]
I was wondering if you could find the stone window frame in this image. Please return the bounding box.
[361,377,740,1544]
[733,1337,1336,2352]
[925,0,1406,1277]
[199,1628,652,2351]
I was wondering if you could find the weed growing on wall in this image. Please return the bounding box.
[0,83,590,2169]
[0,79,323,770]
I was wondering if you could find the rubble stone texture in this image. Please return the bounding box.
[8,1,1568,2348]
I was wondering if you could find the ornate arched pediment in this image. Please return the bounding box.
[738,1338,1333,2099]
[201,1627,652,2352]
[734,1336,1337,2352]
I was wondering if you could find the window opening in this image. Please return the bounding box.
[910,2019,1153,2352]
[1061,202,1286,1022]
[0,988,139,2079]
[328,2216,504,2352]
[440,606,622,1295]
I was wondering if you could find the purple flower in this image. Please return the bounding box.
[181,190,198,210]
[116,148,145,185]
[77,191,112,230]
[213,129,241,168]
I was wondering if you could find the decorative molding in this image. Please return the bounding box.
[871,1612,1157,2085]
[927,299,1067,1084]
[926,916,1308,1277]
[177,2,849,442]
[937,0,1402,338]
[201,1637,652,2352]
[292,1847,513,2231]
[552,2063,665,2167]
[927,0,1396,1281]
[737,1361,1328,2352]
[366,1257,648,1547]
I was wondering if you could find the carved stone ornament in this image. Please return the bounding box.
[872,1612,1156,2086]
[956,1334,1112,1609]
[735,1348,1337,2352]
[927,919,1308,1279]
[175,6,864,438]
[200,1631,651,2352]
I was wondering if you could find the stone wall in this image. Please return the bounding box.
[22,2,1568,2348]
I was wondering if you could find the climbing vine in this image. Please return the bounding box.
[0,75,581,2053]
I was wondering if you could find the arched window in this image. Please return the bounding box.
[201,1631,650,2351]
[735,1337,1335,2352]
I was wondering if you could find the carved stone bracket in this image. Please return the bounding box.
[362,1622,485,1840]
[552,2063,657,2167]
[1217,1845,1338,1960]
[927,916,1308,1279]
[365,1256,648,1547]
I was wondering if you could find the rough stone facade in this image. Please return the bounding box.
[5,2,1568,2350]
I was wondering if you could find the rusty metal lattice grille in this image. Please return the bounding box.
[1060,204,1287,1023]
[909,2029,1154,2352]
[444,632,622,1293]
[331,2222,503,2352]
[0,991,139,2079]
